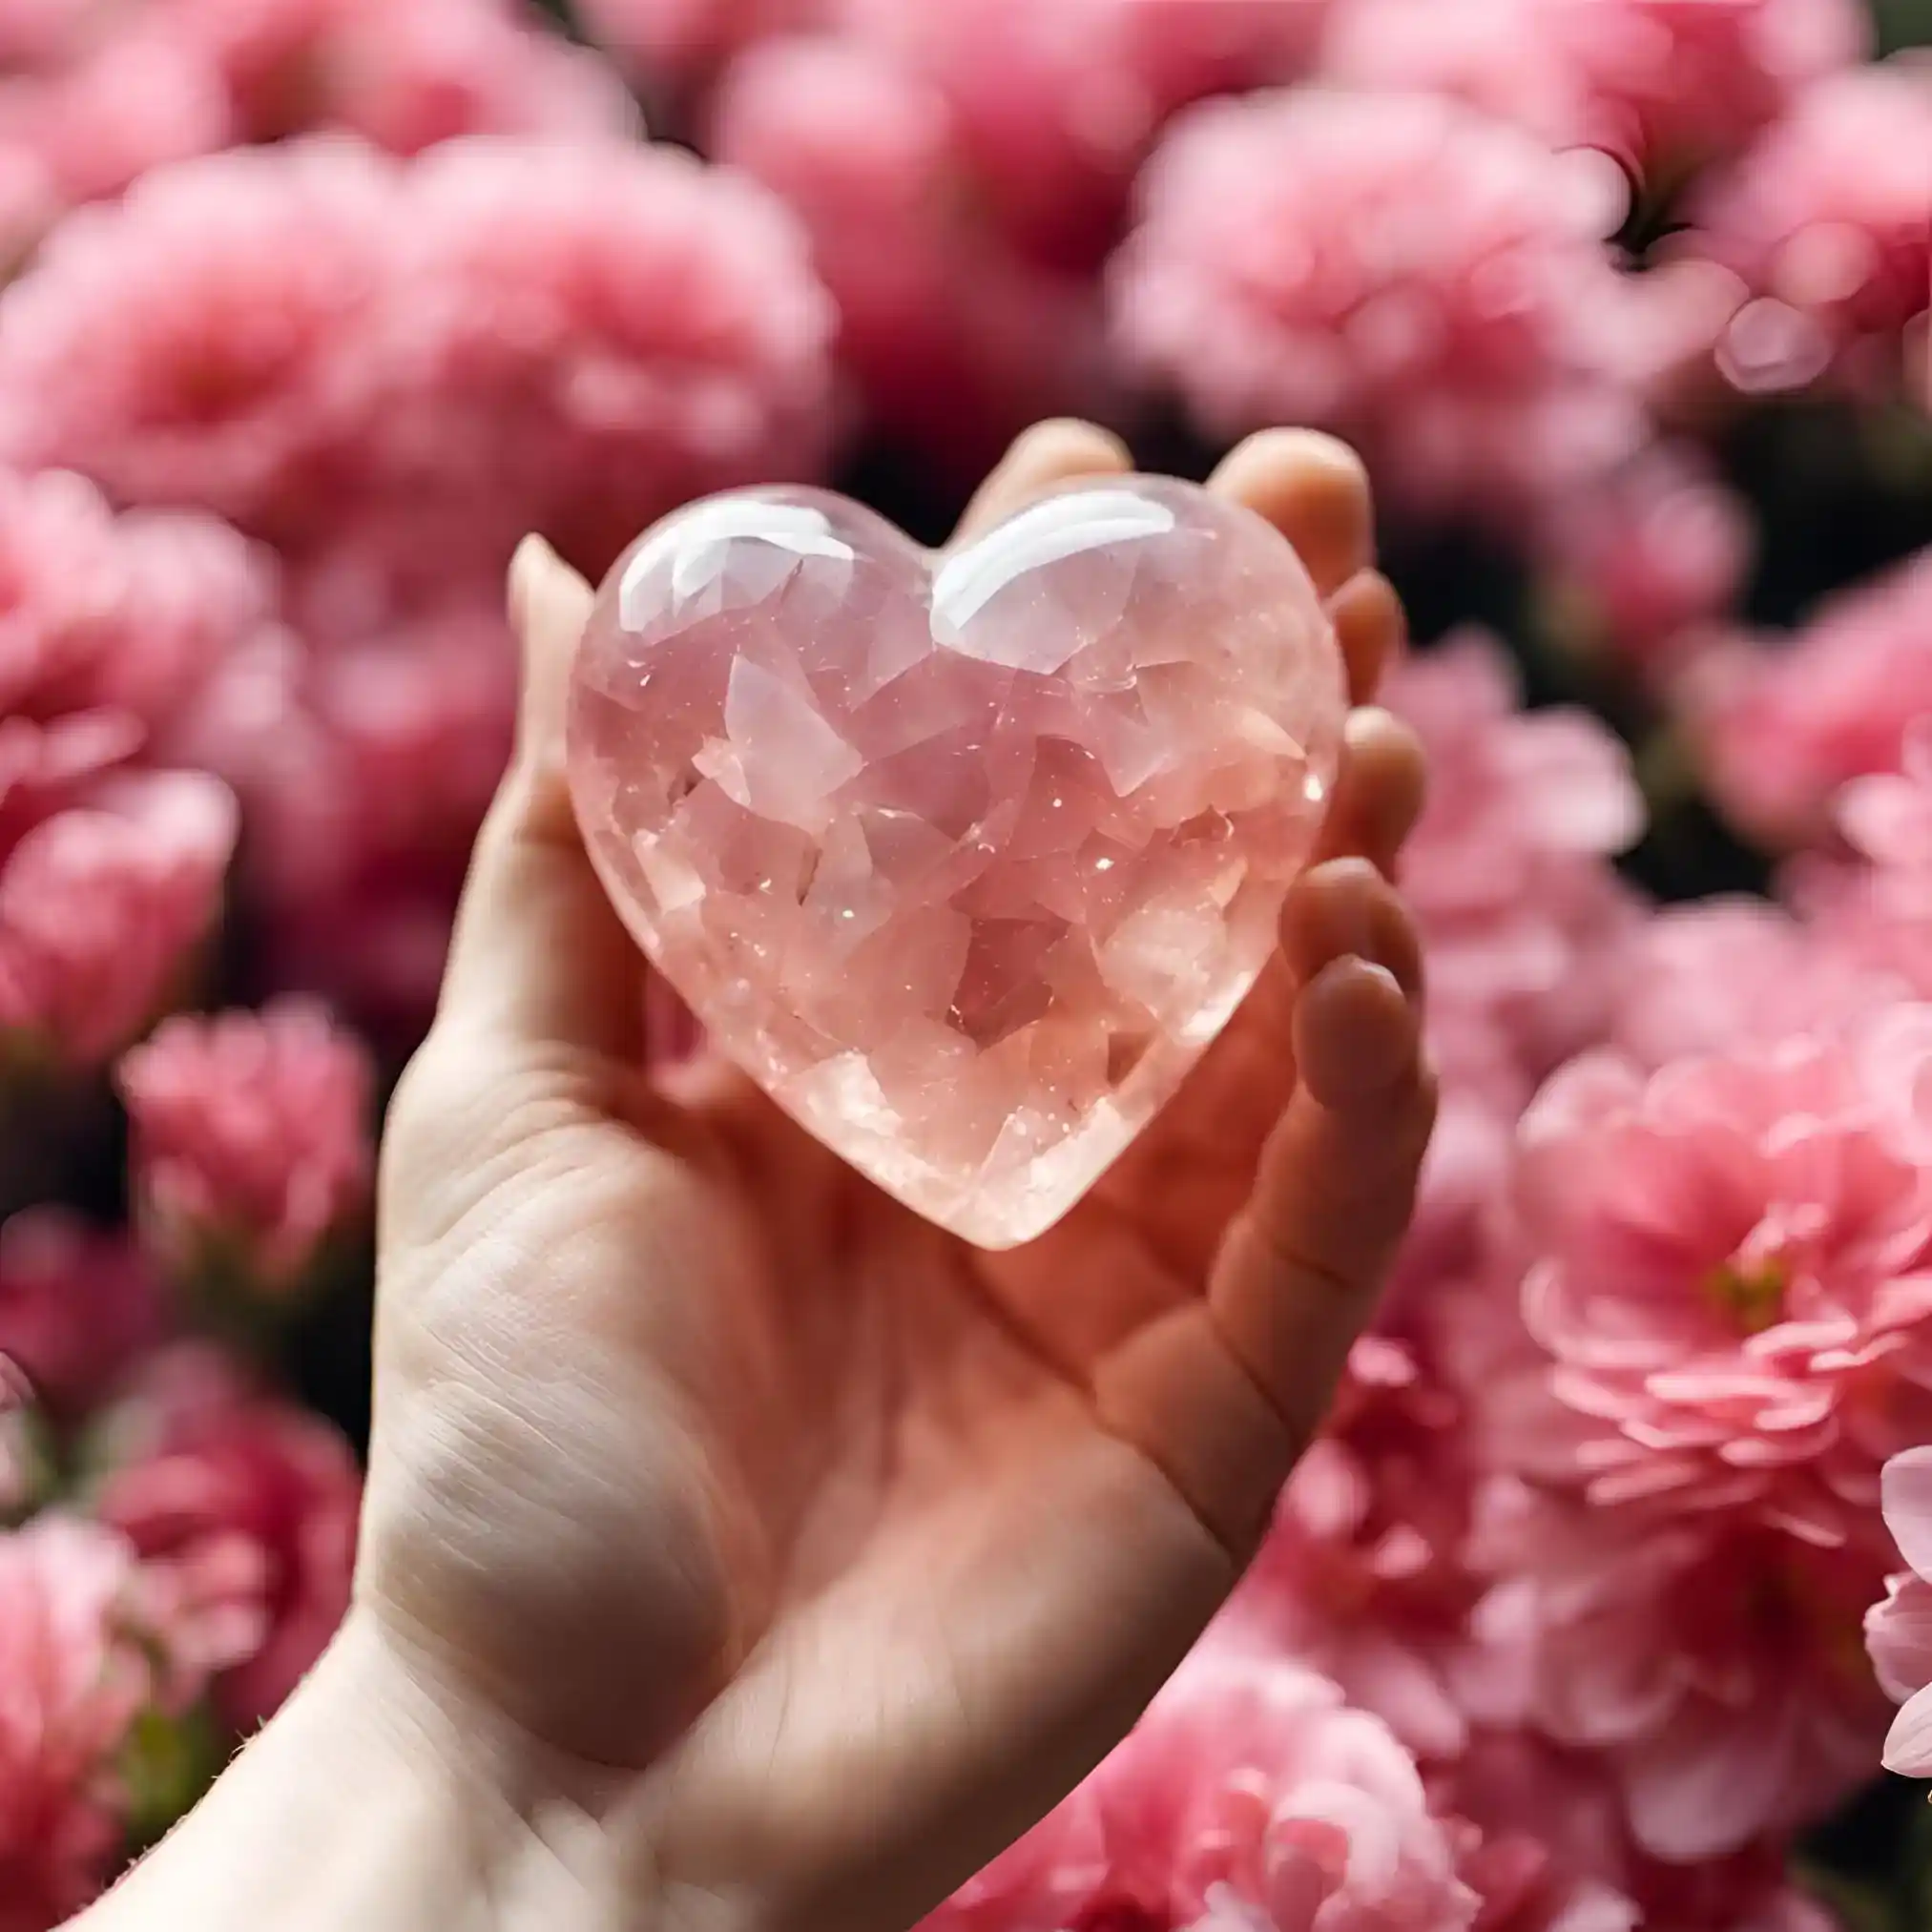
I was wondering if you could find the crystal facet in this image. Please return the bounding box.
[568,478,1345,1248]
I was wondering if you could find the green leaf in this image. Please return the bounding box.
[118,1702,223,1858]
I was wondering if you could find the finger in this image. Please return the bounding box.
[1091,864,1430,1552]
[1208,429,1374,599]
[1328,568,1406,707]
[952,419,1132,542]
[1207,919,1434,1455]
[431,535,645,1061]
[1315,708,1426,875]
[1282,857,1424,1004]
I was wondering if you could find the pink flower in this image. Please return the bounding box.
[0,467,279,738]
[1685,58,1932,402]
[1319,0,1867,189]
[1229,1335,1488,1765]
[1687,548,1932,850]
[712,34,1105,474]
[192,0,640,154]
[928,1640,1479,1932]
[0,140,54,274]
[1608,898,1908,1070]
[1110,89,1648,526]
[0,771,238,1069]
[1528,447,1754,675]
[1866,1445,1932,1780]
[1497,1023,1932,1545]
[1387,632,1644,1082]
[1626,1842,1837,1932]
[0,23,234,214]
[576,0,831,91]
[0,0,94,71]
[1376,634,1641,1276]
[224,534,518,1028]
[1784,718,1932,1006]
[0,139,395,536]
[1469,1484,1890,1860]
[1426,1730,1640,1932]
[835,0,1327,268]
[0,1517,155,1928]
[93,1344,360,1731]
[374,135,835,566]
[1838,718,1932,880]
[0,1211,163,1422]
[118,1000,373,1301]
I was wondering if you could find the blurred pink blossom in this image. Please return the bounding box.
[0,141,54,274]
[0,467,281,757]
[1492,1023,1932,1548]
[0,132,836,554]
[378,135,834,567]
[1230,1334,1487,1765]
[1785,717,1932,1005]
[1628,1843,1838,1932]
[1608,897,1908,1069]
[0,771,237,1069]
[1688,548,1932,850]
[1319,0,1866,189]
[229,540,517,1028]
[713,34,1105,473]
[837,0,1329,268]
[576,0,831,92]
[929,1638,1478,1932]
[1469,1483,1890,1860]
[93,1343,360,1731]
[1376,634,1642,1279]
[1111,89,1649,525]
[0,1517,155,1928]
[1387,631,1644,1081]
[0,139,397,535]
[119,1000,373,1300]
[186,0,639,153]
[1866,1447,1932,1781]
[1686,58,1932,402]
[0,23,233,212]
[1426,1730,1639,1932]
[0,0,634,268]
[0,0,96,71]
[0,1211,163,1422]
[1530,447,1755,674]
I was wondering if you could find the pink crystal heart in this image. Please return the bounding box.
[568,478,1345,1248]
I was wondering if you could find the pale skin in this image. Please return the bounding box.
[81,424,1434,1932]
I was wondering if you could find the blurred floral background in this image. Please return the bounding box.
[0,0,1926,1925]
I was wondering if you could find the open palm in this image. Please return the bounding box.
[360,424,1434,1932]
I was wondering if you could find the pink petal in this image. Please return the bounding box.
[1867,1575,1932,1702]
[1882,1446,1932,1577]
[1882,1683,1932,1777]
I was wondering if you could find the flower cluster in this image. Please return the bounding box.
[0,0,1927,1922]
[0,131,833,1027]
[0,0,637,263]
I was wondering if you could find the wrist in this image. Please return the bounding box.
[81,1608,548,1932]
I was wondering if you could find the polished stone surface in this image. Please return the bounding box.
[569,478,1344,1247]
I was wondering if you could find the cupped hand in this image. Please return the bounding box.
[360,424,1435,1932]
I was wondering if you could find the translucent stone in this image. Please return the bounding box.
[568,478,1345,1249]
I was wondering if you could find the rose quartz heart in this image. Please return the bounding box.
[568,478,1344,1248]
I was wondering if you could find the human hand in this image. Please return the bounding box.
[91,423,1432,1932]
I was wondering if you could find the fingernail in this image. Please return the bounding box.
[507,532,552,632]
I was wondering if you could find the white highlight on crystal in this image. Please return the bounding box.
[620,499,855,628]
[931,491,1177,642]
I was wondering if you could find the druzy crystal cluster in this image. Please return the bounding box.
[569,479,1344,1244]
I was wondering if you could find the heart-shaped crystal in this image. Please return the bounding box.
[568,478,1345,1247]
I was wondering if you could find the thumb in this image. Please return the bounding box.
[430,535,644,1062]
